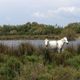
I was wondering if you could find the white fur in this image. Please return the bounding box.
[44,37,69,53]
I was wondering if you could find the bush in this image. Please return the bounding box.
[51,66,80,80]
[18,61,46,80]
[51,51,73,65]
[18,43,37,56]
[0,57,22,80]
[38,73,52,80]
[66,55,80,69]
[0,54,9,63]
[65,45,77,55]
[0,44,19,56]
[77,45,80,54]
[61,27,76,40]
[0,44,9,54]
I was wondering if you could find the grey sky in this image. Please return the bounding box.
[0,0,80,26]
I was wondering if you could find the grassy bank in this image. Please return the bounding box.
[0,34,79,40]
[0,43,80,80]
[0,35,60,40]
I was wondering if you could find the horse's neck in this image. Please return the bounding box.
[61,38,64,41]
[60,39,65,48]
[61,39,65,42]
[58,39,65,45]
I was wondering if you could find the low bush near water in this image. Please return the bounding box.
[0,56,21,80]
[66,55,80,69]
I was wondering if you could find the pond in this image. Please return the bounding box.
[0,39,80,49]
[0,40,44,47]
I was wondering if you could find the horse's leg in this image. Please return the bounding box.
[58,49,60,53]
[43,48,52,65]
[60,48,63,53]
[62,48,64,52]
[60,47,64,53]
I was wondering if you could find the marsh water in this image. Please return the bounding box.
[0,40,44,47]
[0,39,80,49]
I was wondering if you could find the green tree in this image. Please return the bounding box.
[61,28,76,40]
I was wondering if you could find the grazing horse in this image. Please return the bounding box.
[44,37,69,53]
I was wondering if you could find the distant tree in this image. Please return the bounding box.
[61,28,76,40]
[10,30,17,34]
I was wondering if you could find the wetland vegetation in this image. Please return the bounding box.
[0,43,80,80]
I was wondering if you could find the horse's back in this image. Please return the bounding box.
[49,40,57,48]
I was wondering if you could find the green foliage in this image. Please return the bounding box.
[0,22,80,39]
[77,45,80,54]
[0,43,80,80]
[66,55,80,69]
[52,66,80,80]
[61,28,76,40]
[0,22,63,36]
[22,55,39,63]
[61,22,80,40]
[65,23,80,33]
[50,51,73,66]
[18,43,37,56]
[38,73,52,80]
[0,56,21,80]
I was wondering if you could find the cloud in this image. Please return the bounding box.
[33,11,55,18]
[33,12,46,18]
[5,16,11,21]
[33,6,80,19]
[55,7,75,13]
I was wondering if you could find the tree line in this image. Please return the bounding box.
[0,22,80,40]
[0,22,63,35]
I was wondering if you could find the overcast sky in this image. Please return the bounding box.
[0,0,80,26]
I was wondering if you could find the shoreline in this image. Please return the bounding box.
[0,34,79,40]
[0,35,60,40]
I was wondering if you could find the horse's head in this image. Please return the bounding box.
[44,38,49,47]
[62,37,69,44]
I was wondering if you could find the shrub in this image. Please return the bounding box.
[61,28,76,40]
[77,44,80,54]
[65,44,77,55]
[51,51,73,65]
[0,57,22,80]
[18,43,37,56]
[0,54,9,63]
[18,61,47,80]
[51,66,80,80]
[38,73,52,80]
[0,43,19,56]
[23,55,39,63]
[66,55,80,69]
[0,44,9,54]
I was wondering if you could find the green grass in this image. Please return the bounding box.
[0,43,80,80]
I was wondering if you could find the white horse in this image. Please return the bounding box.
[44,37,69,53]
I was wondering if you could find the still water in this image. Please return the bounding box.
[0,39,80,49]
[0,40,44,47]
